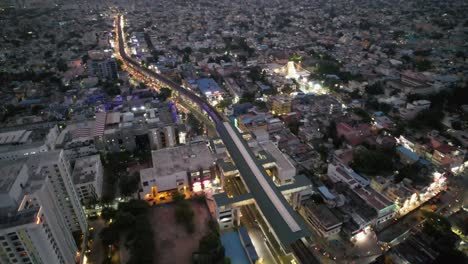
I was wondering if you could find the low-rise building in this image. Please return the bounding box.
[336,122,372,146]
[399,100,431,120]
[0,126,59,161]
[301,201,342,238]
[327,163,369,189]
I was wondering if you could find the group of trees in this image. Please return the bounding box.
[173,191,195,234]
[187,112,203,135]
[217,98,233,111]
[192,219,225,264]
[157,87,172,101]
[409,108,444,130]
[101,151,138,200]
[422,211,467,263]
[351,107,372,122]
[99,200,155,264]
[287,120,301,135]
[247,66,268,82]
[350,148,395,175]
[365,82,384,95]
[100,80,121,96]
[223,37,255,57]
[394,163,427,184]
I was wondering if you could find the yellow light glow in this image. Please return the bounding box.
[355,231,366,242]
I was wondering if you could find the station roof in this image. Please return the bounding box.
[217,122,310,246]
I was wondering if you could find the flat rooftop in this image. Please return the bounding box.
[304,201,342,228]
[217,122,310,246]
[0,130,31,145]
[196,78,223,95]
[0,160,25,192]
[0,207,39,229]
[150,141,214,177]
[260,140,295,173]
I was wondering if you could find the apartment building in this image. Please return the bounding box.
[0,151,87,264]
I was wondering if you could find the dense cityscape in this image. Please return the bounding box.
[0,0,467,264]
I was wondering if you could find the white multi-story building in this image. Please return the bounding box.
[327,163,370,189]
[72,155,103,204]
[0,150,87,264]
[259,140,296,186]
[25,151,87,233]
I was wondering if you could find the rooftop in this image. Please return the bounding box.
[0,130,31,145]
[196,78,223,95]
[303,201,342,228]
[0,207,39,229]
[72,155,101,184]
[397,146,420,162]
[0,160,25,192]
[150,141,214,177]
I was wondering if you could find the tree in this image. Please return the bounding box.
[253,100,267,110]
[172,191,185,203]
[288,120,300,135]
[113,211,136,230]
[414,59,432,71]
[395,164,420,183]
[315,61,340,75]
[101,207,117,221]
[174,200,195,233]
[239,92,256,104]
[409,108,444,130]
[99,226,119,246]
[119,199,149,216]
[126,215,155,264]
[187,113,203,135]
[365,82,384,95]
[311,194,324,204]
[199,232,222,253]
[247,66,266,82]
[157,87,172,101]
[119,173,140,197]
[217,98,233,110]
[56,59,68,72]
[351,108,372,122]
[351,149,394,175]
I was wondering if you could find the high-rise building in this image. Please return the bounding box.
[0,150,87,264]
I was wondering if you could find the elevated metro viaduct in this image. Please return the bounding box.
[114,15,312,252]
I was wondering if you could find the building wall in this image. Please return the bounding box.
[301,206,342,238]
[27,152,87,233]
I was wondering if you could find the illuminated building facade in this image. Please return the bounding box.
[269,96,292,116]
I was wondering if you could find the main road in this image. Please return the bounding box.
[114,15,223,124]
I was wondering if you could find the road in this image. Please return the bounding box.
[114,15,223,125]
